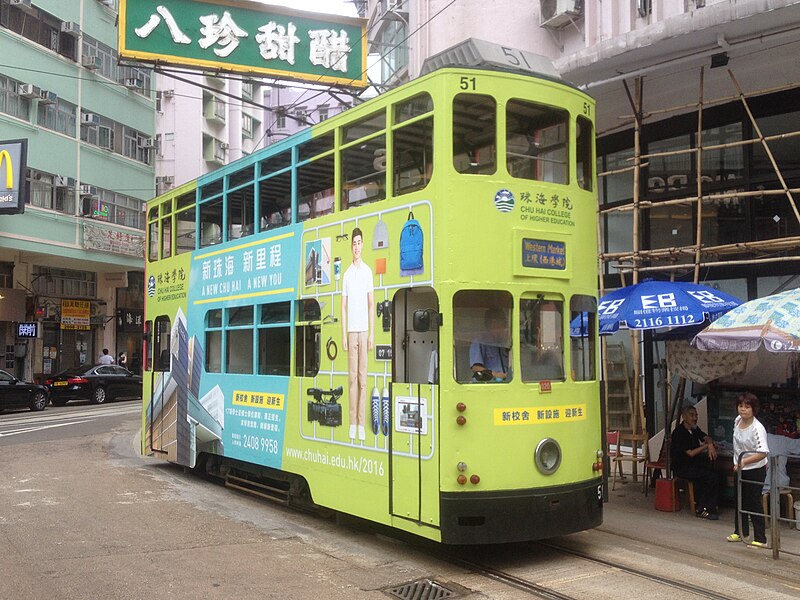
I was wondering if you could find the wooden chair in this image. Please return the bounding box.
[643,447,666,496]
[607,431,623,490]
[611,432,647,491]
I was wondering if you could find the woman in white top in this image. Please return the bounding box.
[726,392,769,547]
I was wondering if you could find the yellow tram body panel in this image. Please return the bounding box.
[143,51,602,544]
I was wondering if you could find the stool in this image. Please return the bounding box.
[675,477,696,514]
[762,490,795,523]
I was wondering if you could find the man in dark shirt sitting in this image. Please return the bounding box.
[671,405,722,520]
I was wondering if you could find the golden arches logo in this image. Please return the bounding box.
[0,150,13,190]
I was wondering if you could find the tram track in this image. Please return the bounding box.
[441,542,737,600]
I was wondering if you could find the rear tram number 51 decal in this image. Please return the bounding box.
[459,76,476,90]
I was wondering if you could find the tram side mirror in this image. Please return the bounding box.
[413,309,441,332]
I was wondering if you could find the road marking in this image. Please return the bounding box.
[0,404,140,425]
[0,419,96,437]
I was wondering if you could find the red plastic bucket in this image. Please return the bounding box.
[655,478,681,512]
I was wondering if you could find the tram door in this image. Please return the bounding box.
[389,287,440,528]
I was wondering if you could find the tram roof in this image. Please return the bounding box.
[420,38,564,84]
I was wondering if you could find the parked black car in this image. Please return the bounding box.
[45,365,142,405]
[0,369,49,412]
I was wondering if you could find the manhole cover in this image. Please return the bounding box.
[384,579,456,600]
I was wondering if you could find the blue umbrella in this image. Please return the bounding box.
[599,280,742,335]
[570,312,591,338]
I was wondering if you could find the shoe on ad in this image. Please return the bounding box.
[349,424,356,439]
[358,425,366,441]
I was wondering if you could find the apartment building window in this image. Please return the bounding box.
[1,1,78,61]
[28,170,75,214]
[242,113,254,138]
[82,37,116,81]
[0,75,31,120]
[95,189,144,229]
[32,266,97,298]
[37,97,77,137]
[242,81,254,100]
[275,108,286,129]
[318,105,329,122]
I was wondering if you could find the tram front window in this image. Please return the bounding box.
[453,291,512,383]
[520,298,564,381]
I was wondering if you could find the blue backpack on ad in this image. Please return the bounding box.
[399,211,424,275]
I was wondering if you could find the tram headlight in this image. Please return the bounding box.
[534,438,562,475]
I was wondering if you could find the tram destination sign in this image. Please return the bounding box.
[119,0,367,87]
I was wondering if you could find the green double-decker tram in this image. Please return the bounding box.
[143,41,602,544]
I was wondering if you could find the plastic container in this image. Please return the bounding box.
[655,478,681,512]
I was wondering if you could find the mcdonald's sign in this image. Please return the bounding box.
[0,139,28,215]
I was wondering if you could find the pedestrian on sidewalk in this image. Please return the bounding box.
[726,392,769,548]
[670,405,722,520]
[98,348,114,365]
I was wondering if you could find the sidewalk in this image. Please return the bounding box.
[604,474,800,581]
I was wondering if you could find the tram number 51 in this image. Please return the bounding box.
[459,76,476,90]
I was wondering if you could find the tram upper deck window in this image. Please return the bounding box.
[394,93,433,195]
[199,198,223,248]
[161,215,172,258]
[259,170,292,230]
[520,298,564,382]
[227,181,255,240]
[175,190,196,255]
[297,154,334,221]
[506,100,568,184]
[453,94,496,175]
[176,208,195,254]
[570,295,596,381]
[341,111,386,209]
[576,116,593,191]
[452,290,512,384]
[147,211,159,262]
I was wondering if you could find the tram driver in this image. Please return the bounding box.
[470,308,511,382]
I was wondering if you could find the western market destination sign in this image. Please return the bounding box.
[119,0,367,87]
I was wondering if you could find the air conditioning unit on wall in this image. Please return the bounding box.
[540,0,582,29]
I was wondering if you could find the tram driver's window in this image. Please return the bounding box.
[506,100,568,184]
[520,297,564,382]
[453,94,496,174]
[452,290,512,383]
[570,295,596,381]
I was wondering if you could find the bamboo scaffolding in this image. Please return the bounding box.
[598,68,800,441]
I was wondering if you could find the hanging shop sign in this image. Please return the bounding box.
[61,299,91,331]
[83,222,145,258]
[118,0,367,87]
[16,322,38,338]
[0,139,28,215]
